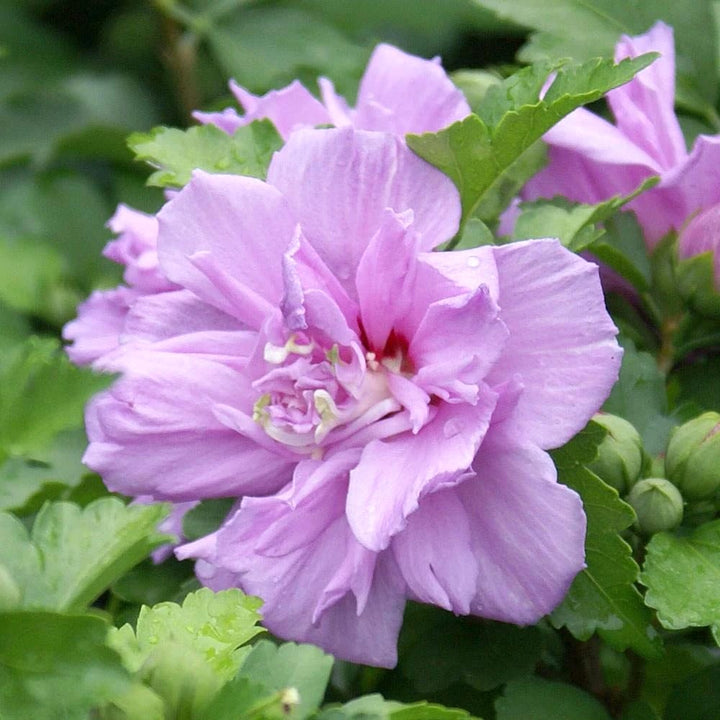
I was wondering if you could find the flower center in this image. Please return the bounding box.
[251,333,400,455]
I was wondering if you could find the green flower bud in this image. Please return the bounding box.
[588,414,643,493]
[627,478,684,535]
[666,412,720,500]
[0,564,21,611]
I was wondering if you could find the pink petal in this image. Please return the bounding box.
[346,395,497,552]
[353,44,470,134]
[267,128,461,296]
[83,350,293,499]
[157,171,297,328]
[458,428,586,624]
[63,286,138,366]
[609,21,686,169]
[392,489,477,614]
[487,239,622,449]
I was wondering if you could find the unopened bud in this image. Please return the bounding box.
[666,412,720,499]
[0,564,20,611]
[588,414,643,493]
[627,478,684,535]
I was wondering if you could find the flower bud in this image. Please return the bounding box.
[0,564,21,611]
[676,203,720,317]
[666,412,720,500]
[627,478,684,535]
[588,414,643,493]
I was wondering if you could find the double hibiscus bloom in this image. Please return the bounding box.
[66,45,621,667]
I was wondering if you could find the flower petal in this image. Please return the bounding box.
[487,239,622,449]
[157,171,297,328]
[353,44,470,134]
[346,394,497,552]
[458,429,586,624]
[83,350,293,499]
[392,489,477,614]
[267,128,461,295]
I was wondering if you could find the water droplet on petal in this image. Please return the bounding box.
[443,418,462,438]
[467,255,480,268]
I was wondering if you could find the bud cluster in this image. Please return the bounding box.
[586,412,720,535]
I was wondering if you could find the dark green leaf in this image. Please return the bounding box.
[183,497,235,541]
[128,120,283,187]
[551,423,663,658]
[399,603,543,693]
[317,694,477,720]
[664,663,720,720]
[495,677,610,720]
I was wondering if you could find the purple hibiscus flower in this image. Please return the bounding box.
[678,201,720,281]
[63,204,178,366]
[82,128,621,667]
[522,21,720,248]
[194,43,471,139]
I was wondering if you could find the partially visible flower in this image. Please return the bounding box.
[677,201,720,284]
[63,204,177,366]
[194,43,470,140]
[522,22,720,248]
[82,128,621,667]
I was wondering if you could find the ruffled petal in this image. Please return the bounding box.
[458,429,586,624]
[192,451,406,668]
[83,350,293,499]
[346,394,497,552]
[392,489,477,614]
[63,286,138,366]
[353,44,470,134]
[487,239,622,449]
[157,171,298,328]
[267,128,461,296]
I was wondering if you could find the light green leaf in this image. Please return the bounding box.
[0,498,170,611]
[196,676,288,720]
[0,336,112,459]
[239,640,334,719]
[109,588,264,680]
[641,520,720,633]
[317,694,477,720]
[550,423,663,658]
[128,120,283,188]
[0,611,131,720]
[407,54,655,228]
[495,677,610,720]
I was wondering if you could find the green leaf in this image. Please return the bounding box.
[512,179,657,268]
[206,6,369,98]
[183,497,235,541]
[550,422,663,658]
[407,54,655,227]
[0,610,130,720]
[398,603,543,693]
[0,498,170,611]
[0,336,112,459]
[664,663,720,720]
[472,0,719,113]
[317,694,477,720]
[109,588,264,718]
[603,337,677,455]
[128,120,283,188]
[196,676,289,720]
[0,429,91,514]
[109,588,264,680]
[239,640,334,719]
[495,677,611,720]
[641,520,720,634]
[111,557,196,607]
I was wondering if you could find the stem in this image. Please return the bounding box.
[154,1,203,123]
[657,314,682,374]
